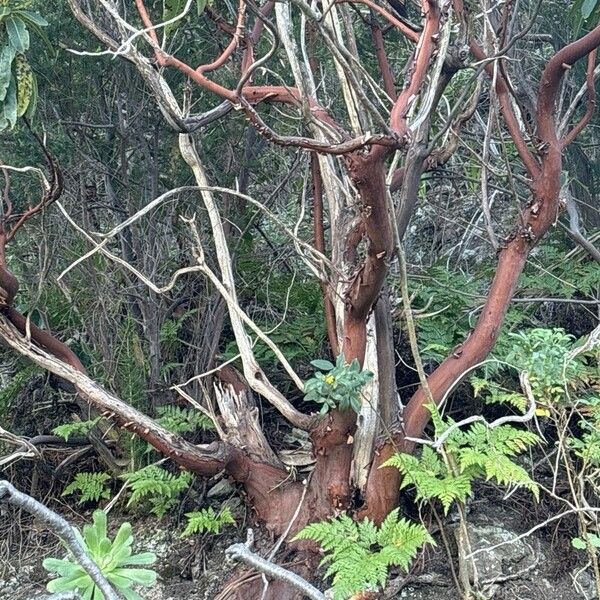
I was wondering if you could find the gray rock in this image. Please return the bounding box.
[454,523,543,591]
[207,478,235,499]
[571,567,599,599]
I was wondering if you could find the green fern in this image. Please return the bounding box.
[384,407,539,514]
[181,506,236,537]
[386,447,473,514]
[294,509,433,600]
[0,364,40,413]
[470,377,528,412]
[62,472,111,504]
[122,465,192,517]
[155,405,214,434]
[53,418,100,442]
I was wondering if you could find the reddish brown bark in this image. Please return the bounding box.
[49,3,600,586]
[371,16,397,100]
[360,23,600,523]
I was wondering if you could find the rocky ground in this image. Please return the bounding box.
[0,481,595,600]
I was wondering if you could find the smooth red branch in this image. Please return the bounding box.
[389,0,441,136]
[242,0,275,73]
[537,22,600,145]
[470,42,540,178]
[561,49,597,148]
[196,0,247,74]
[338,0,420,43]
[371,16,397,100]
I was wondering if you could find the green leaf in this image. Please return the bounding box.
[42,558,82,578]
[120,552,157,566]
[13,9,48,26]
[0,7,11,18]
[3,74,17,127]
[310,359,335,371]
[572,537,587,550]
[111,567,157,586]
[94,509,108,540]
[0,44,16,102]
[581,0,599,18]
[106,571,136,589]
[44,510,158,600]
[25,66,38,119]
[17,16,54,54]
[6,16,30,52]
[46,573,92,594]
[111,522,133,551]
[120,588,145,600]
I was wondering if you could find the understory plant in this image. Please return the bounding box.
[62,472,112,505]
[155,405,214,434]
[496,328,600,597]
[295,508,433,600]
[53,418,101,442]
[385,405,540,513]
[304,353,373,414]
[385,402,539,597]
[43,510,157,600]
[181,506,236,537]
[121,465,192,517]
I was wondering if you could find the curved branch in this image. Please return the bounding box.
[470,41,540,178]
[338,0,420,43]
[196,0,247,74]
[0,481,119,600]
[537,22,600,145]
[560,49,597,148]
[0,312,232,476]
[389,0,442,136]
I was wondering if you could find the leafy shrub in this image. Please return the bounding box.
[62,472,111,504]
[43,510,157,600]
[181,506,235,537]
[504,328,585,402]
[295,509,433,600]
[304,353,373,414]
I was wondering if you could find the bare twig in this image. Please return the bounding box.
[226,530,326,600]
[0,480,119,600]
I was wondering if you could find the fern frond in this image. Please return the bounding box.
[295,511,432,599]
[62,472,111,504]
[384,449,472,514]
[181,507,235,537]
[482,454,539,499]
[155,405,215,434]
[122,466,192,517]
[376,509,435,569]
[53,418,100,442]
[488,426,539,455]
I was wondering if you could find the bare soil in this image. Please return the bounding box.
[0,481,592,600]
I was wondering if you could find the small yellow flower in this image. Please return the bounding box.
[535,406,551,418]
[325,375,335,385]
